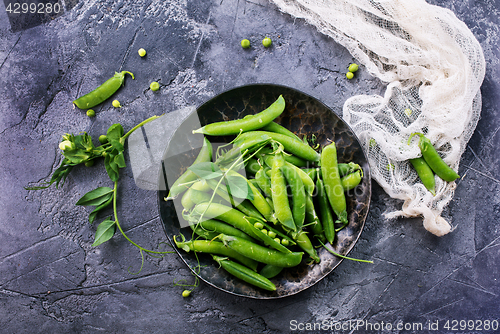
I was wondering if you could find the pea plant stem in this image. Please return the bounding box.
[112,181,172,255]
[122,115,161,140]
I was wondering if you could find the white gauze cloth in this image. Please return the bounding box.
[270,0,485,236]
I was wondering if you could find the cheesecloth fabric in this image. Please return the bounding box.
[270,0,485,236]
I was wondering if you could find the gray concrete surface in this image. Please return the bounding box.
[1,0,499,333]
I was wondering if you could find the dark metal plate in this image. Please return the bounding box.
[158,84,371,299]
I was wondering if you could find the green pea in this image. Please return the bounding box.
[86,109,95,117]
[268,231,277,238]
[281,239,289,246]
[348,63,359,72]
[261,229,268,235]
[138,48,147,57]
[112,100,121,108]
[254,222,264,230]
[98,135,108,144]
[241,39,251,49]
[182,290,191,297]
[150,81,160,91]
[346,72,354,79]
[262,37,272,48]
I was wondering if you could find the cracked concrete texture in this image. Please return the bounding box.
[1,0,499,332]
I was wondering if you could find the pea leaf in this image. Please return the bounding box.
[106,124,124,141]
[225,175,253,200]
[76,187,114,206]
[89,196,113,224]
[188,162,223,180]
[92,218,116,247]
[104,154,120,182]
[107,124,125,152]
[114,152,126,168]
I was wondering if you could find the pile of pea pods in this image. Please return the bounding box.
[167,95,363,292]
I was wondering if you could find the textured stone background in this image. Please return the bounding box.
[1,0,499,332]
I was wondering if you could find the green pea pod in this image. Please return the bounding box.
[235,199,266,221]
[305,194,326,243]
[320,142,348,225]
[190,219,255,242]
[255,166,272,198]
[409,133,460,182]
[338,162,361,177]
[73,71,135,109]
[193,95,285,136]
[259,121,302,142]
[409,157,436,196]
[262,154,315,195]
[212,255,276,291]
[341,170,363,191]
[174,236,258,271]
[235,131,320,162]
[257,147,308,167]
[271,152,296,232]
[304,168,317,182]
[316,176,335,244]
[224,170,277,224]
[293,231,320,263]
[193,202,261,240]
[259,264,284,279]
[245,158,261,176]
[181,188,213,210]
[282,164,306,230]
[219,234,303,267]
[166,137,213,199]
[259,221,297,246]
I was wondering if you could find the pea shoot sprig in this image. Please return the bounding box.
[27,115,174,272]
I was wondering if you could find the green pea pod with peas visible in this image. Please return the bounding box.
[165,137,212,200]
[408,133,460,182]
[193,95,285,136]
[174,236,258,271]
[320,142,348,225]
[212,255,276,291]
[73,71,135,109]
[219,234,303,267]
[409,157,436,196]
